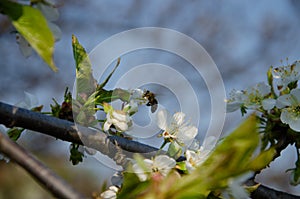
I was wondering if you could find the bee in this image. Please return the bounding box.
[143,90,158,113]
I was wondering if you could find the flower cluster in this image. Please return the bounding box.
[226,82,275,114]
[226,61,300,132]
[226,60,300,186]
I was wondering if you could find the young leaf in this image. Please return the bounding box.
[69,143,84,165]
[117,166,150,199]
[167,142,182,160]
[98,58,121,89]
[72,35,96,97]
[0,0,57,71]
[7,127,25,141]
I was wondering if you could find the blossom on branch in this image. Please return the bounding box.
[276,88,300,132]
[156,109,198,147]
[185,136,216,172]
[226,82,275,113]
[132,155,176,182]
[103,103,132,133]
[273,61,300,90]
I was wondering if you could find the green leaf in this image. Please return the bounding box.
[1,0,57,71]
[50,98,61,118]
[7,127,25,141]
[167,142,182,160]
[247,147,275,171]
[118,164,150,199]
[72,35,96,97]
[98,58,121,89]
[176,161,188,174]
[69,143,84,165]
[103,102,113,113]
[93,88,131,106]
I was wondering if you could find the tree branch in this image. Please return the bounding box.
[0,131,86,199]
[247,179,300,199]
[0,101,159,165]
[0,101,299,198]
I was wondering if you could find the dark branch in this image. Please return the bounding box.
[0,101,299,198]
[247,179,300,199]
[0,131,86,199]
[0,102,158,165]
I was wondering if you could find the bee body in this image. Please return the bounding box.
[143,90,158,113]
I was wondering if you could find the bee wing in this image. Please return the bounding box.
[151,103,158,113]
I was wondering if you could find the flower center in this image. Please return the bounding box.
[293,106,300,114]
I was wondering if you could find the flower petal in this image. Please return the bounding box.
[276,94,292,109]
[291,88,300,104]
[103,121,111,132]
[114,121,129,132]
[226,102,243,112]
[262,98,276,111]
[177,126,198,146]
[112,110,128,122]
[173,112,186,126]
[156,109,170,130]
[153,155,176,176]
[132,163,148,182]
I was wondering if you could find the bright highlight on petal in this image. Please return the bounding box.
[156,109,198,147]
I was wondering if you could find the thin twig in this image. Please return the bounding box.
[0,131,86,199]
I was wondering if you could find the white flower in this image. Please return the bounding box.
[130,89,146,104]
[273,61,300,90]
[15,92,38,109]
[100,186,119,199]
[226,82,274,112]
[123,100,139,115]
[103,110,132,132]
[262,98,276,111]
[156,109,198,147]
[132,155,176,182]
[122,89,147,115]
[226,89,245,112]
[185,136,216,172]
[224,173,252,199]
[276,88,300,132]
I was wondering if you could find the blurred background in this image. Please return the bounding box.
[1,0,300,198]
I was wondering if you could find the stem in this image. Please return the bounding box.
[156,140,168,156]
